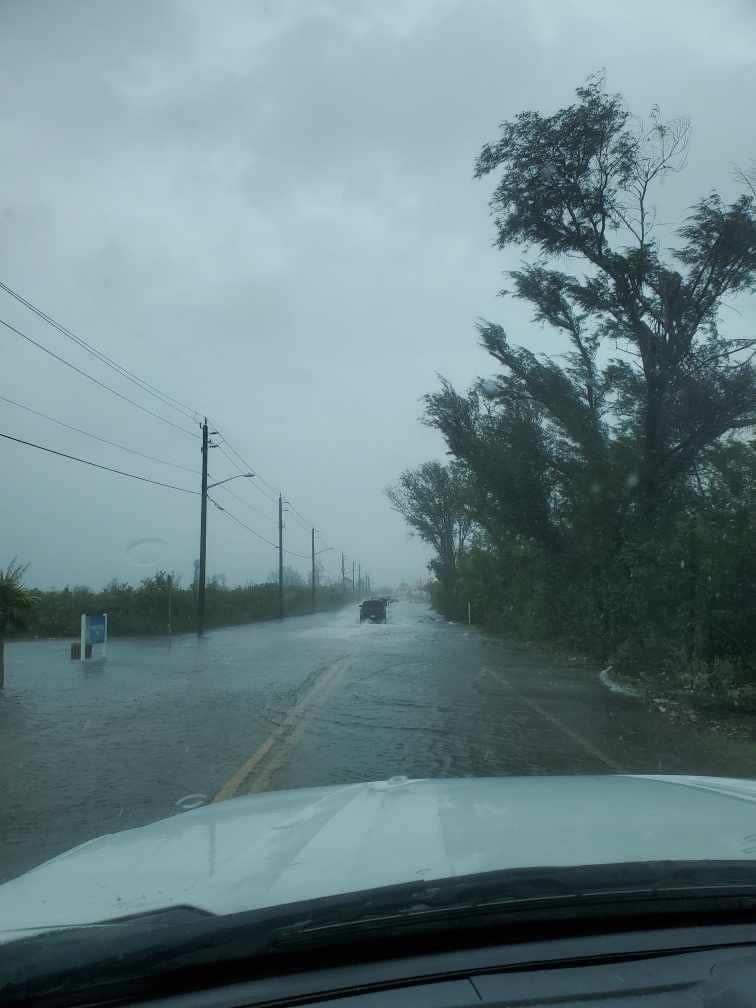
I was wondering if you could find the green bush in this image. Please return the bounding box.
[12,575,348,639]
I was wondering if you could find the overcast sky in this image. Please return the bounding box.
[1,0,754,591]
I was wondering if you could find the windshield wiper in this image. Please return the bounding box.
[3,860,756,1008]
[0,902,214,939]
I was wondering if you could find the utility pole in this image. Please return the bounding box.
[358,563,361,595]
[341,552,346,595]
[197,418,209,636]
[278,493,284,619]
[311,527,316,613]
[352,560,355,593]
[196,427,253,636]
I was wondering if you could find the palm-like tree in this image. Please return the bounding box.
[0,560,34,689]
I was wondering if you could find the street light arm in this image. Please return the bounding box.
[207,473,255,490]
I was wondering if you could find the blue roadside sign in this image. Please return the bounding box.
[87,614,107,645]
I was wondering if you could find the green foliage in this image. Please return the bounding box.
[674,656,756,709]
[474,75,755,512]
[386,461,473,613]
[0,559,36,686]
[0,559,35,633]
[11,571,346,639]
[395,78,756,699]
[266,565,305,587]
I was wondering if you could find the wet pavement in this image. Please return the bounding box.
[1,600,754,883]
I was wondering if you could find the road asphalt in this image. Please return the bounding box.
[1,600,754,883]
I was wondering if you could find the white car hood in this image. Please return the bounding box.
[2,774,756,942]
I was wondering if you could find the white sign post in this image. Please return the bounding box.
[78,612,108,661]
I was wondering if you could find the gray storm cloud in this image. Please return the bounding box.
[1,0,753,589]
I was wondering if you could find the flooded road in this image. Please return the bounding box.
[1,600,754,882]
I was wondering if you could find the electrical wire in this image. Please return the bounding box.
[0,279,201,423]
[216,506,279,549]
[283,546,311,560]
[214,480,272,522]
[286,501,314,531]
[219,436,317,533]
[215,443,277,503]
[1,317,199,439]
[226,442,279,497]
[210,444,314,557]
[1,290,350,569]
[0,431,198,492]
[211,428,279,497]
[0,393,199,474]
[210,426,322,539]
[218,505,311,560]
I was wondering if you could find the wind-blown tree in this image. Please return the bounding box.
[386,461,473,610]
[424,76,755,657]
[471,75,755,509]
[0,560,35,689]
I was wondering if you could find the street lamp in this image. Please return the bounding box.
[198,471,255,636]
[207,473,255,490]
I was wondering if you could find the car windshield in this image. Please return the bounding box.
[0,0,755,971]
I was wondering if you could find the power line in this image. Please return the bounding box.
[211,491,331,567]
[219,506,311,560]
[215,443,277,503]
[0,393,199,474]
[283,547,311,560]
[282,517,315,549]
[0,317,199,439]
[214,430,318,533]
[287,501,314,531]
[214,441,326,553]
[216,505,279,549]
[283,548,311,560]
[214,480,272,522]
[0,288,350,575]
[0,279,200,423]
[212,429,279,497]
[0,431,199,493]
[222,435,278,494]
[210,426,321,536]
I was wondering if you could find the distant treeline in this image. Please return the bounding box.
[13,571,348,638]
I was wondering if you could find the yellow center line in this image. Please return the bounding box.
[213,657,351,802]
[484,666,624,772]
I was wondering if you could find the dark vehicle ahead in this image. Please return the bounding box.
[359,598,388,623]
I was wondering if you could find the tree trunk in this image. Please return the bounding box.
[0,634,5,690]
[689,516,708,663]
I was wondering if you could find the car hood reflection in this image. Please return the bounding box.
[1,773,756,941]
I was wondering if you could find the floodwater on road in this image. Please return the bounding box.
[0,605,364,882]
[1,600,754,883]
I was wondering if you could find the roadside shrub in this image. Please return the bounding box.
[12,577,348,639]
[610,632,678,687]
[676,655,756,709]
